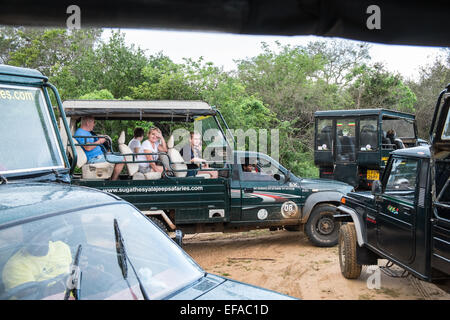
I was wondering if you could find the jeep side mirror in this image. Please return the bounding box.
[175,229,184,247]
[371,180,382,195]
[284,170,291,183]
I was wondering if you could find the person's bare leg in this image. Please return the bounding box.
[199,170,218,179]
[111,163,125,180]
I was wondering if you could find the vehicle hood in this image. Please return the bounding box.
[0,182,120,225]
[297,177,354,195]
[345,191,374,205]
[169,273,296,300]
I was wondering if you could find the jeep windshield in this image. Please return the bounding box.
[442,107,450,140]
[0,85,64,175]
[0,203,204,300]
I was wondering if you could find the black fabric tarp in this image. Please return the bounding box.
[0,0,448,47]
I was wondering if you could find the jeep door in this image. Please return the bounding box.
[238,154,302,223]
[429,90,450,276]
[376,156,418,264]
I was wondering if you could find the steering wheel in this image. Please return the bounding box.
[0,272,68,300]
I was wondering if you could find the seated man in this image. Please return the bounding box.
[74,116,125,180]
[2,222,72,299]
[180,131,218,179]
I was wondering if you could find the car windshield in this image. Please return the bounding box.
[442,106,450,140]
[0,203,203,300]
[382,118,415,138]
[0,84,64,175]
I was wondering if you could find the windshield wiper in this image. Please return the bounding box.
[114,219,150,300]
[0,174,7,184]
[64,244,82,300]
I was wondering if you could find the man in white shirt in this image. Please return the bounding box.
[128,127,148,173]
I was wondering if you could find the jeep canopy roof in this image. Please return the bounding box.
[314,108,415,120]
[62,100,216,121]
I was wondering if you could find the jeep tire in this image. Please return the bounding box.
[305,204,340,247]
[149,216,169,235]
[338,223,362,279]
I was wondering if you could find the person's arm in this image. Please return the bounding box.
[82,138,106,151]
[156,130,168,153]
[144,150,159,171]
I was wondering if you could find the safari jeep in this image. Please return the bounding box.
[336,85,450,282]
[314,109,427,190]
[61,100,354,247]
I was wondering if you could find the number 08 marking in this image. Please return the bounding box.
[281,201,298,218]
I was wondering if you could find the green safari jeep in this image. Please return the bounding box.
[314,109,427,190]
[61,100,354,247]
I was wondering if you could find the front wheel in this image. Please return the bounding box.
[148,216,169,235]
[305,204,340,247]
[338,223,362,279]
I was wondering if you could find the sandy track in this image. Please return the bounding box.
[182,229,450,300]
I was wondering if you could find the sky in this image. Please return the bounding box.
[105,28,446,81]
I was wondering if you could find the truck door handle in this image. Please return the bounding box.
[244,187,254,193]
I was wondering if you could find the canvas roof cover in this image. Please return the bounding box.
[62,100,216,120]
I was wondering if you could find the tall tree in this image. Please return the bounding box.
[408,49,450,138]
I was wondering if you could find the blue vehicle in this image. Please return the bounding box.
[0,64,295,300]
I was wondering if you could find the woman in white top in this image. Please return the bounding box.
[141,127,168,173]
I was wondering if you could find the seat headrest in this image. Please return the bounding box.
[167,135,174,149]
[118,131,126,145]
[69,138,87,168]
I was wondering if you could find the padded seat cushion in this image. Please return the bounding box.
[82,162,114,180]
[118,131,139,177]
[167,135,188,178]
[68,139,88,168]
[144,171,162,180]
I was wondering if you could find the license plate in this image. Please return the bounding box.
[367,170,379,181]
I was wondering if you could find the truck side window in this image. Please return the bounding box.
[239,157,280,182]
[385,158,418,201]
[359,118,378,151]
[336,119,356,162]
[316,119,333,151]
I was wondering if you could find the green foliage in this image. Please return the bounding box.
[348,63,417,112]
[407,49,450,139]
[79,89,115,100]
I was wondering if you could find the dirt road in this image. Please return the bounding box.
[183,229,450,300]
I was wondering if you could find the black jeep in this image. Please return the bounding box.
[335,85,450,283]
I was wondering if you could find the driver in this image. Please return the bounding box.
[2,221,72,298]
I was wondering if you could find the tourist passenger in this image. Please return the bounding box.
[74,116,125,180]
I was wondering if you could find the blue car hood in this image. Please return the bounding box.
[169,273,296,300]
